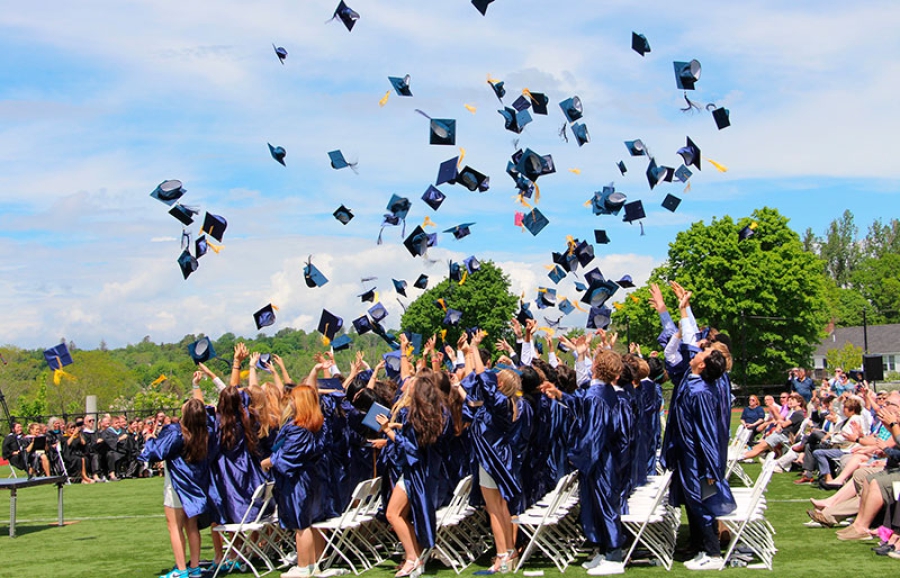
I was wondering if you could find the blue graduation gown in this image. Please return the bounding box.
[392,415,440,549]
[612,384,637,507]
[527,395,570,505]
[270,423,325,530]
[209,397,267,524]
[508,398,534,515]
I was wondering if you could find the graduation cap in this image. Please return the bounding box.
[516,301,534,325]
[572,122,590,147]
[591,185,627,216]
[464,256,481,274]
[632,32,651,56]
[511,95,531,112]
[195,235,208,258]
[273,44,287,64]
[150,179,185,206]
[188,337,216,364]
[739,222,758,241]
[414,274,428,289]
[43,343,73,371]
[334,334,354,351]
[514,175,535,197]
[499,107,532,134]
[471,0,495,16]
[268,143,286,166]
[253,304,277,330]
[558,298,575,315]
[536,287,557,309]
[581,279,619,308]
[304,256,329,288]
[617,275,635,288]
[403,225,430,257]
[617,161,627,175]
[383,350,402,379]
[573,240,595,267]
[429,118,456,146]
[443,308,463,326]
[522,208,549,236]
[515,148,552,181]
[386,194,411,219]
[559,96,583,123]
[625,139,647,157]
[421,185,446,211]
[449,261,464,282]
[436,157,459,186]
[201,212,227,242]
[456,166,490,192]
[333,204,354,225]
[388,75,412,97]
[552,250,579,274]
[178,250,199,280]
[594,229,610,244]
[444,222,474,240]
[622,200,646,223]
[674,59,702,90]
[170,204,198,226]
[332,1,359,31]
[318,309,343,343]
[587,305,612,330]
[328,150,355,170]
[583,267,606,285]
[359,288,377,303]
[662,194,682,212]
[677,136,702,171]
[548,264,567,284]
[352,315,372,334]
[674,165,693,183]
[646,158,663,190]
[712,106,731,130]
[368,302,388,323]
[488,78,505,101]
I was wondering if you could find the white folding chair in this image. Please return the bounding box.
[621,469,677,570]
[725,426,754,487]
[717,454,778,570]
[514,471,580,573]
[2,457,17,478]
[432,475,487,573]
[212,481,277,578]
[314,477,385,574]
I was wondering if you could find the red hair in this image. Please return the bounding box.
[287,385,324,433]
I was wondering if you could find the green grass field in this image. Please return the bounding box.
[3,418,898,577]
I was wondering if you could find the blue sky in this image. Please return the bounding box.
[1,0,898,349]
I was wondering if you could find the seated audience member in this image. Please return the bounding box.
[25,423,51,477]
[741,393,806,461]
[740,395,766,443]
[2,422,28,473]
[798,398,865,486]
[788,368,815,404]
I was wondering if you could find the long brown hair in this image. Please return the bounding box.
[497,369,522,422]
[281,385,324,433]
[217,386,259,456]
[433,369,463,436]
[248,384,280,439]
[181,399,209,464]
[400,371,444,446]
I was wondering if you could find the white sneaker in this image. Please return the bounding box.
[684,554,725,571]
[582,552,605,570]
[586,560,625,575]
[281,565,314,578]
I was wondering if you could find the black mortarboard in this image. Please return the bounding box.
[443,308,463,326]
[511,95,530,112]
[268,143,286,166]
[333,204,354,225]
[352,315,372,334]
[368,303,388,323]
[421,185,446,211]
[328,150,352,170]
[617,161,627,175]
[516,301,534,325]
[646,158,662,190]
[304,257,329,288]
[522,208,549,236]
[712,106,731,130]
[414,274,428,289]
[273,44,287,64]
[625,139,647,156]
[359,288,377,303]
[525,91,550,115]
[572,122,590,147]
[488,79,505,101]
[677,136,702,171]
[623,200,646,223]
[456,166,490,192]
[188,337,216,364]
[587,305,612,330]
[559,96,583,123]
[548,264,567,284]
[582,268,605,287]
[574,240,595,267]
[331,335,352,351]
[43,343,73,370]
[388,75,412,97]
[591,185,627,216]
[429,118,456,146]
[594,229,610,244]
[253,304,276,330]
[499,107,532,134]
[178,250,198,279]
[201,212,227,242]
[444,222,475,240]
[631,32,651,56]
[403,225,430,257]
[674,165,693,183]
[436,157,459,186]
[662,194,682,212]
[515,175,535,197]
[739,222,758,241]
[536,287,557,309]
[386,194,411,219]
[552,250,579,273]
[170,204,198,226]
[333,1,359,31]
[393,279,407,297]
[617,275,635,288]
[581,279,619,308]
[674,59,702,90]
[150,179,185,206]
[515,148,546,181]
[464,255,480,274]
[471,0,495,16]
[318,309,343,342]
[195,235,208,258]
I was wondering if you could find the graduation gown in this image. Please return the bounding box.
[270,423,325,531]
[508,398,534,515]
[612,384,637,507]
[391,413,440,549]
[527,395,570,505]
[209,397,267,524]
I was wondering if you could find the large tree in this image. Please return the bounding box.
[611,207,829,386]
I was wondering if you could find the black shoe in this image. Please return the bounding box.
[874,543,896,556]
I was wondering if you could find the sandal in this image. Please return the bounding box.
[395,560,418,578]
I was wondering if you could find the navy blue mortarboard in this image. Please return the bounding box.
[712,106,731,130]
[536,287,557,309]
[646,158,662,190]
[525,91,550,115]
[304,256,329,288]
[333,204,354,225]
[201,212,227,242]
[662,194,682,212]
[516,301,534,325]
[333,1,359,31]
[331,334,352,351]
[674,165,693,183]
[464,255,480,274]
[443,308,463,326]
[617,161,627,175]
[674,59,702,90]
[150,179,185,206]
[386,194,411,219]
[317,309,343,343]
[444,222,474,240]
[574,240,594,267]
[273,44,287,64]
[352,315,372,334]
[414,274,428,289]
[594,229,610,244]
[195,235,208,258]
[178,250,198,279]
[552,251,579,274]
[514,148,552,181]
[187,337,216,364]
[388,75,412,97]
[257,353,273,373]
[558,298,575,315]
[43,343,73,371]
[583,267,605,285]
[677,136,702,171]
[559,96,583,123]
[393,279,407,296]
[522,208,549,236]
[456,166,490,192]
[591,185,627,216]
[623,200,646,223]
[368,302,388,323]
[449,261,463,282]
[587,305,612,330]
[471,0,495,16]
[421,185,446,211]
[739,222,758,241]
[436,157,459,186]
[625,139,647,157]
[403,225,429,257]
[359,288,377,303]
[572,122,590,147]
[328,150,355,170]
[511,95,531,112]
[268,143,286,166]
[548,264,567,284]
[499,107,532,134]
[632,32,651,56]
[488,78,505,101]
[429,118,456,146]
[253,304,277,330]
[617,275,635,288]
[170,204,198,226]
[581,279,618,308]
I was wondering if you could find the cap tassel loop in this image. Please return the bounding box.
[422,216,437,228]
[181,229,191,250]
[533,181,541,205]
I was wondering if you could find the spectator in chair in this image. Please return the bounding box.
[740,395,766,444]
[740,393,806,461]
[2,422,27,473]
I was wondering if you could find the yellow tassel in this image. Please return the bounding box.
[53,368,75,385]
[543,264,556,271]
[583,199,593,208]
[404,344,414,357]
[458,147,466,167]
[613,302,624,311]
[517,194,532,208]
[683,180,692,193]
[569,168,581,174]
[207,240,223,254]
[240,370,250,380]
[537,287,547,294]
[533,181,540,204]
[487,74,500,84]
[272,304,279,311]
[422,216,437,228]
[374,291,379,303]
[537,326,553,335]
[630,294,640,303]
[150,375,167,387]
[379,91,390,107]
[437,298,447,311]
[464,104,477,114]
[749,221,758,230]
[707,158,728,172]
[573,301,587,312]
[440,329,447,342]
[459,270,467,285]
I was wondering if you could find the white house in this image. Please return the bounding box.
[813,323,900,375]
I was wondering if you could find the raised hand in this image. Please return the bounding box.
[648,283,667,313]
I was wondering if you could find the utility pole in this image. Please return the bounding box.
[862,307,868,354]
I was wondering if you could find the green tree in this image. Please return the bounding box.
[612,207,829,385]
[817,210,861,288]
[823,281,880,327]
[863,218,900,259]
[850,253,900,323]
[401,260,518,355]
[825,342,863,372]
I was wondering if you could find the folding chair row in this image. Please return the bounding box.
[725,425,754,487]
[315,477,386,575]
[514,471,582,573]
[622,469,679,570]
[717,454,779,570]
[431,475,489,574]
[212,481,282,578]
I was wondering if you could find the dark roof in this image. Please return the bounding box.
[814,324,900,357]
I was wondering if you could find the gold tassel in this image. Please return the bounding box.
[150,375,167,387]
[683,180,692,193]
[543,264,556,271]
[613,302,624,311]
[707,158,728,172]
[569,168,581,174]
[749,221,758,231]
[464,104,477,114]
[207,240,223,254]
[533,181,541,204]
[422,216,437,228]
[440,329,447,342]
[459,270,467,285]
[458,147,466,167]
[583,199,593,208]
[240,369,250,380]
[379,91,390,107]
[537,326,553,335]
[437,298,447,311]
[53,368,75,386]
[630,294,640,303]
[573,301,587,312]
